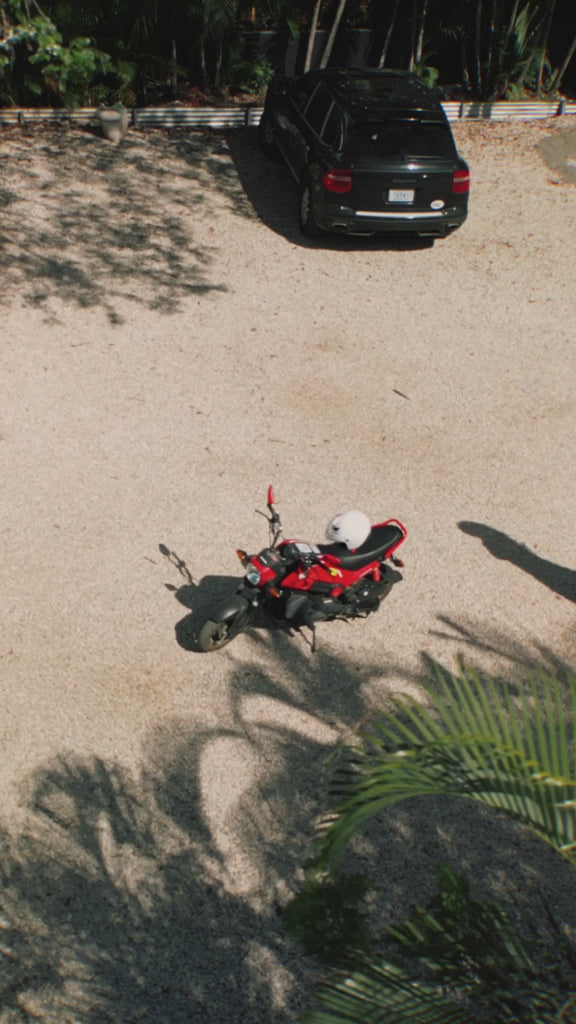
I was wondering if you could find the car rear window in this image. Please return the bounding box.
[338,74,441,112]
[346,120,457,159]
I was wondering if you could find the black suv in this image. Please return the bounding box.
[259,68,470,239]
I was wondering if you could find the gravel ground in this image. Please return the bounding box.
[0,116,575,1021]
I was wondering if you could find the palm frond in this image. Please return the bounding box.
[299,865,576,1024]
[314,668,576,869]
[199,0,238,42]
[301,958,472,1024]
[128,0,160,44]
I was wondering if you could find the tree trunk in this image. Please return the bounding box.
[215,40,223,90]
[171,33,178,98]
[319,0,347,69]
[497,0,521,83]
[473,0,483,96]
[200,39,207,91]
[546,29,576,95]
[378,0,400,69]
[409,0,418,70]
[537,0,557,97]
[460,33,471,93]
[303,0,322,73]
[484,0,500,95]
[414,0,429,67]
[502,0,521,51]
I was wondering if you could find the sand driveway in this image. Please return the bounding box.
[0,115,575,1021]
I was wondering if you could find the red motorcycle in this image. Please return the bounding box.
[199,487,406,652]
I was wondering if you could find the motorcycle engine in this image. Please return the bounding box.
[308,582,381,621]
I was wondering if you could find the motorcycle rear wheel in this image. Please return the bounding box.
[198,612,247,652]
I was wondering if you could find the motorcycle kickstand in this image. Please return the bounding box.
[295,624,317,653]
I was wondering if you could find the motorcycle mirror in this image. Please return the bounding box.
[267,485,275,506]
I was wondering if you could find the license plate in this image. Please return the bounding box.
[388,188,415,203]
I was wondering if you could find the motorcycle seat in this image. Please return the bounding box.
[319,523,404,570]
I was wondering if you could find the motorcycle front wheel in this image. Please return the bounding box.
[198,610,249,652]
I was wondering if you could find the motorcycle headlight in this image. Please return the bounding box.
[245,567,262,586]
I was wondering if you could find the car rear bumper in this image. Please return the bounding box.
[317,203,468,236]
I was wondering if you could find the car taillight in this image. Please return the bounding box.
[322,168,352,193]
[452,169,470,194]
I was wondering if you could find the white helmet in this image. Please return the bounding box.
[325,510,371,550]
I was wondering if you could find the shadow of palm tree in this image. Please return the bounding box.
[0,747,316,1023]
[459,521,576,603]
[2,624,576,1022]
[430,613,576,681]
[0,630,378,1022]
[301,625,576,977]
[0,125,231,323]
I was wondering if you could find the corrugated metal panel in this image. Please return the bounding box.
[440,100,576,121]
[1,101,575,129]
[441,102,462,122]
[133,107,258,128]
[246,106,263,127]
[0,107,100,125]
[0,106,258,127]
[460,100,565,120]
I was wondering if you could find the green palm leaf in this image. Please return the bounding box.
[298,868,576,1024]
[198,0,238,42]
[315,668,576,869]
[301,958,472,1024]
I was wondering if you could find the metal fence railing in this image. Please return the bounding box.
[442,99,576,121]
[0,107,99,125]
[133,106,263,128]
[1,100,575,129]
[0,106,263,128]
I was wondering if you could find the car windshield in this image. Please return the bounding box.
[346,120,457,159]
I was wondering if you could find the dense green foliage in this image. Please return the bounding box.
[283,871,377,965]
[0,0,112,105]
[0,0,575,105]
[286,667,576,1023]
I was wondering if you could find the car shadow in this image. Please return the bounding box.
[458,521,576,603]
[224,128,436,251]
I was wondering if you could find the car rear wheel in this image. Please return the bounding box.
[299,178,323,238]
[258,113,280,161]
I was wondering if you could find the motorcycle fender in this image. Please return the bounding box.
[212,594,250,623]
[380,565,402,586]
